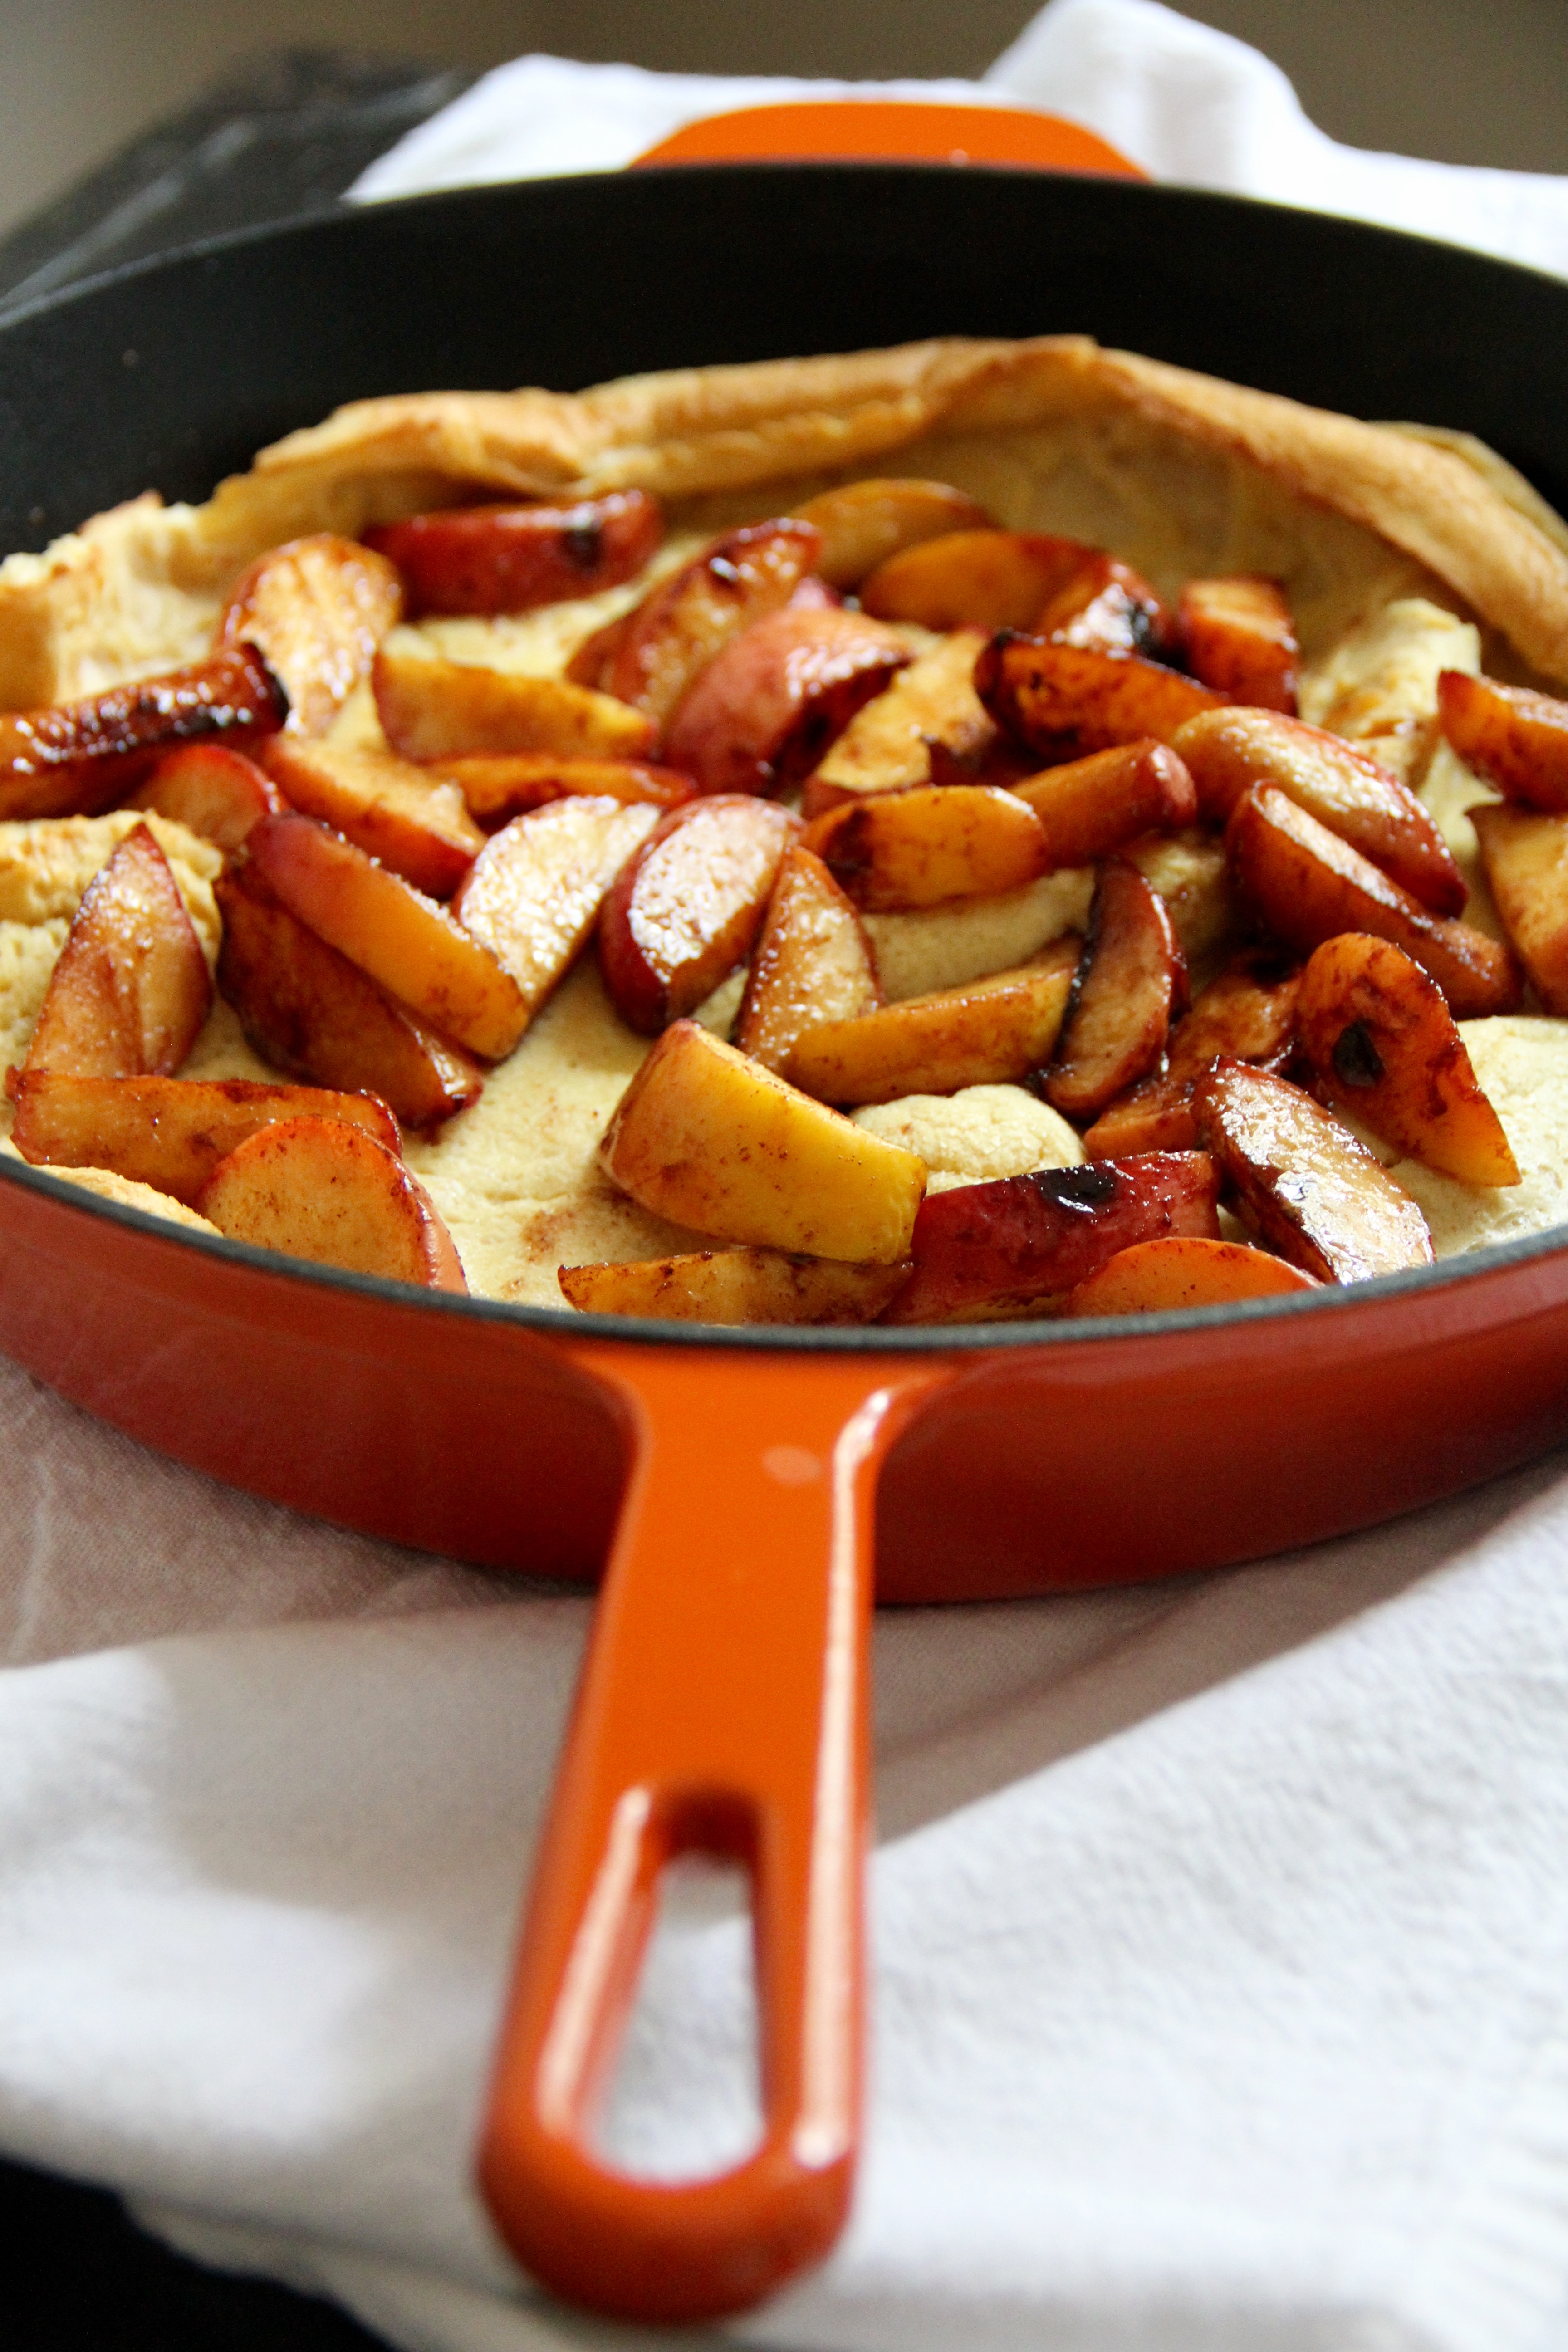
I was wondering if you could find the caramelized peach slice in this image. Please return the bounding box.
[129,743,286,850]
[801,783,1049,911]
[1037,553,1174,658]
[216,862,482,1126]
[23,823,211,1079]
[196,1116,466,1289]
[598,794,799,1034]
[374,645,655,764]
[1173,706,1464,913]
[790,480,991,590]
[10,1070,400,1204]
[1083,951,1300,1156]
[245,813,527,1058]
[860,530,1099,632]
[975,634,1225,763]
[881,1152,1222,1324]
[364,491,662,616]
[262,737,483,897]
[216,534,402,739]
[803,627,994,816]
[662,606,911,797]
[1009,739,1196,868]
[559,1246,910,1324]
[1470,802,1568,1012]
[1437,669,1568,810]
[606,519,822,730]
[735,844,882,1073]
[786,938,1079,1105]
[1295,932,1519,1184]
[0,646,288,821]
[1064,1235,1316,1313]
[431,753,692,824]
[453,796,658,1023]
[1178,577,1298,711]
[600,1018,924,1263]
[1043,860,1186,1123]
[1226,785,1519,1019]
[1194,1058,1434,1283]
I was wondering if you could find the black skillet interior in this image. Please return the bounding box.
[1,166,1567,560]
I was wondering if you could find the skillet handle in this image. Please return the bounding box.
[477,1344,944,2325]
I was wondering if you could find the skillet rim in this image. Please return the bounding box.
[3,162,1567,1359]
[8,162,1568,340]
[5,1146,1564,1357]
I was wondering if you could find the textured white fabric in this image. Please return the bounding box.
[9,9,1568,2350]
[352,0,1568,280]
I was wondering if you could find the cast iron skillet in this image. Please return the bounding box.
[4,168,1568,2326]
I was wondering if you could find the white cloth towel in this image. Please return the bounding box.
[9,8,1568,2351]
[351,0,1568,280]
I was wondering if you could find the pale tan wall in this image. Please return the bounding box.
[0,0,1562,245]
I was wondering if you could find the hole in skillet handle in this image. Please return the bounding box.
[475,1342,949,2324]
[596,1842,762,2183]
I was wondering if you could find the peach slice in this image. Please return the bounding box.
[1193,1058,1434,1283]
[1083,951,1300,1156]
[0,646,289,822]
[244,812,527,1058]
[558,1246,911,1324]
[196,1116,466,1289]
[453,796,659,1023]
[881,1151,1223,1324]
[431,753,692,825]
[598,794,800,1034]
[1042,859,1186,1123]
[1226,785,1520,1019]
[1064,1235,1317,1315]
[801,784,1050,911]
[975,634,1225,763]
[216,862,483,1126]
[606,519,822,730]
[364,490,663,617]
[802,627,994,816]
[1470,801,1568,1012]
[859,529,1100,632]
[735,844,882,1073]
[374,645,655,764]
[600,1018,925,1263]
[1036,553,1174,658]
[129,742,286,850]
[262,736,483,898]
[1438,669,1568,809]
[1178,577,1298,711]
[1009,739,1196,868]
[23,822,212,1079]
[662,606,912,796]
[10,1070,400,1204]
[791,480,992,589]
[785,937,1079,1105]
[1172,706,1464,913]
[1295,932,1519,1184]
[216,534,402,739]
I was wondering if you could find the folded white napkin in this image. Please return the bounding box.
[9,9,1568,2352]
[7,1323,1568,2352]
[351,0,1568,280]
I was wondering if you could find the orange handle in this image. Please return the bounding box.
[478,1343,944,2324]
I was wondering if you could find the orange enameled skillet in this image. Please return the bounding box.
[4,166,1568,2325]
